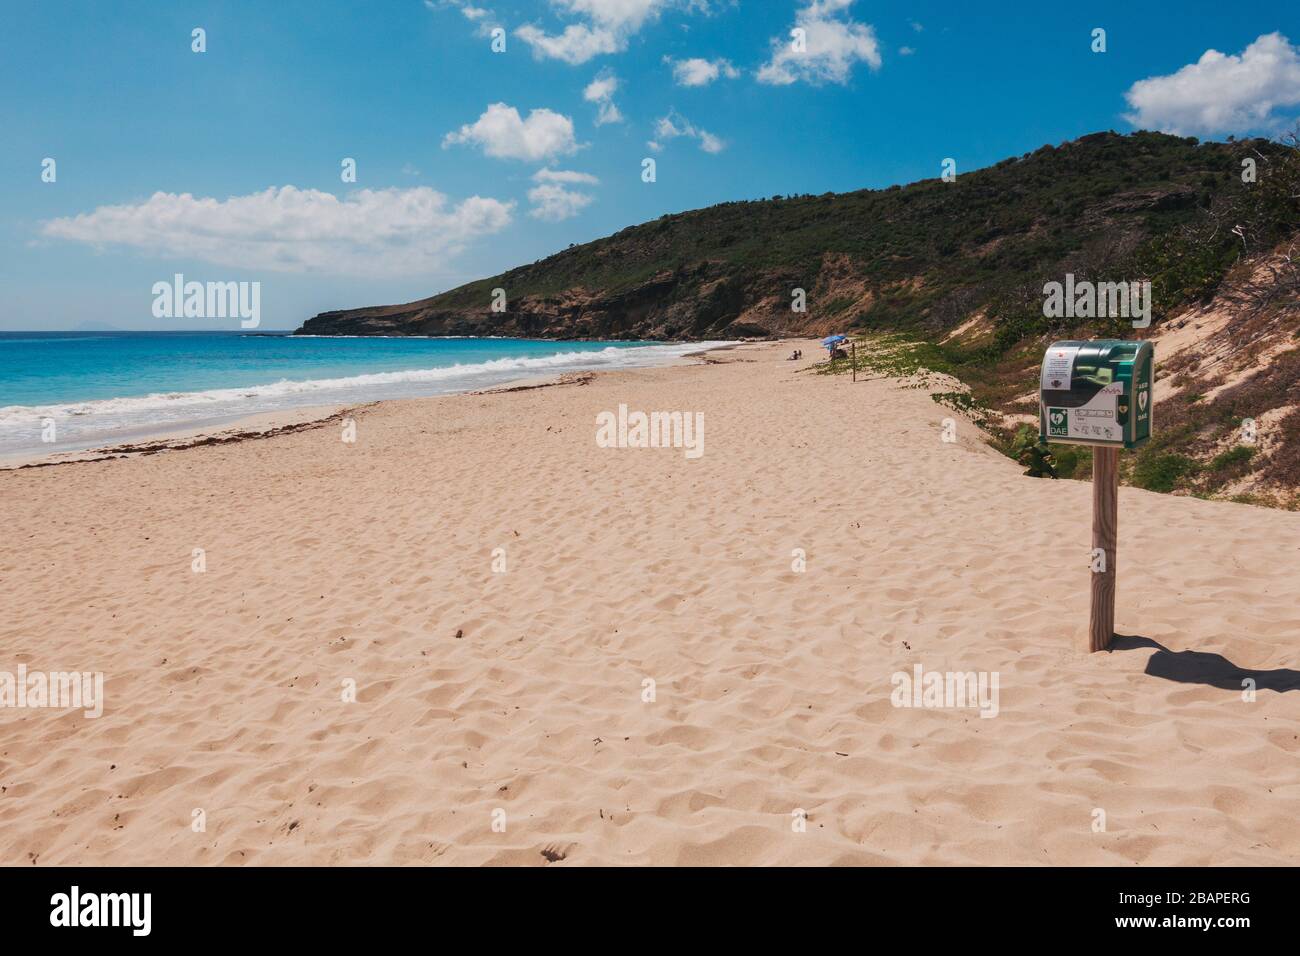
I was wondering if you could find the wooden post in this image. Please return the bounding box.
[851,341,856,382]
[1089,447,1119,652]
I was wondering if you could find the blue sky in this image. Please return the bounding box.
[2,0,1298,330]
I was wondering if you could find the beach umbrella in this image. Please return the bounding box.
[822,334,848,349]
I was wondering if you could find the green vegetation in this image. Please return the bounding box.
[1005,424,1091,480]
[1131,452,1200,493]
[1051,444,1089,481]
[814,332,962,379]
[930,391,992,428]
[427,131,1297,348]
[1209,444,1256,473]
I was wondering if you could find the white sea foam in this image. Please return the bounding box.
[0,341,734,455]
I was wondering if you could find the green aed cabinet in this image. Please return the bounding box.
[1039,340,1153,449]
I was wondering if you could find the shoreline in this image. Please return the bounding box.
[0,340,750,470]
[0,404,352,470]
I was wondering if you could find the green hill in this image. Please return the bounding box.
[297,130,1296,345]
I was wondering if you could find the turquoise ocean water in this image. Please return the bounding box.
[0,332,726,457]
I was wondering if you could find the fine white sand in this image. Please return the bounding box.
[1,340,1297,865]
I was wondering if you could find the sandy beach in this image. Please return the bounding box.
[1,339,1297,866]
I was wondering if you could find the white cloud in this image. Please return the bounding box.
[534,168,600,184]
[1123,32,1300,136]
[528,168,599,220]
[898,46,914,56]
[561,0,665,30]
[527,169,598,221]
[664,56,739,86]
[583,72,618,102]
[430,0,488,20]
[443,103,579,161]
[649,110,725,153]
[40,186,514,277]
[427,0,498,37]
[574,0,660,28]
[584,70,624,125]
[527,184,595,221]
[756,0,882,86]
[516,23,622,64]
[516,0,680,65]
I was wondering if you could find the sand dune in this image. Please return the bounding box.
[1,340,1297,866]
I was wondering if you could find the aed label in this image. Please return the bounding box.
[1048,384,1122,443]
[1041,345,1079,392]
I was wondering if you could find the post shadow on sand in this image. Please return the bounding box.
[1109,635,1300,692]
